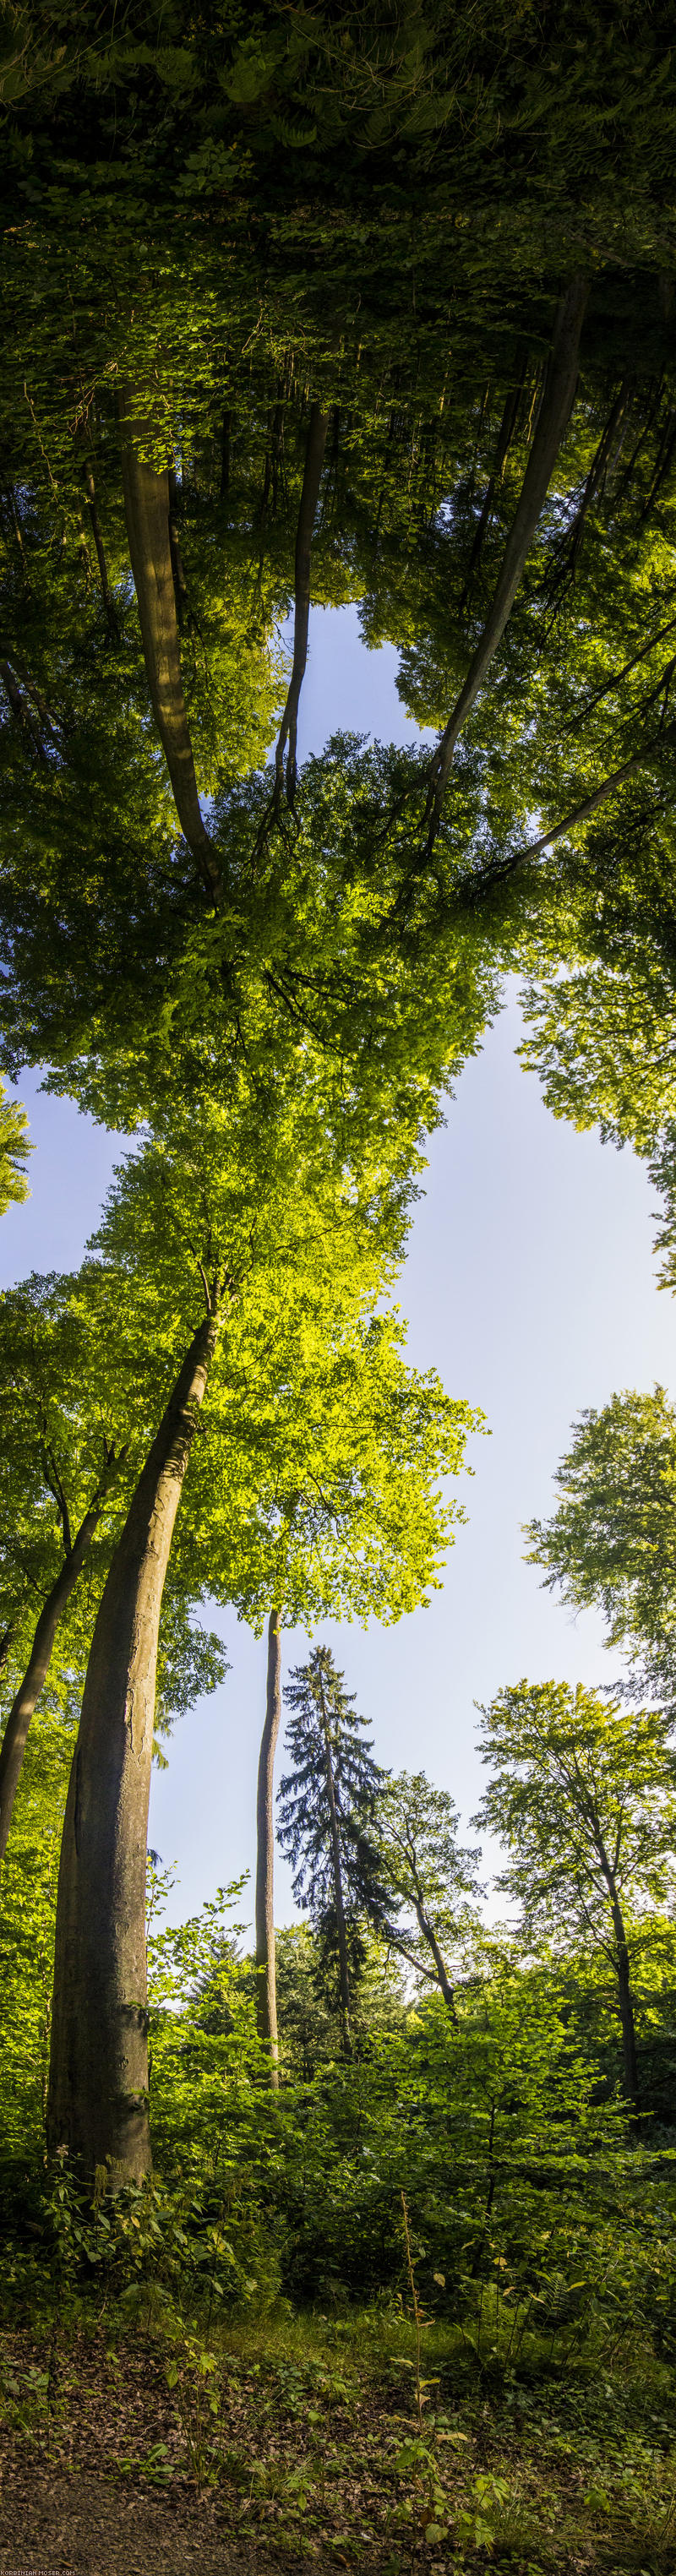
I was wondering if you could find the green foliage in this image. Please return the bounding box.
[474,1680,676,2000]
[0,1076,30,1214]
[278,1644,393,2021]
[0,1682,74,2179]
[526,1386,676,1702]
[375,1768,482,2001]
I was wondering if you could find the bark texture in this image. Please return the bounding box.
[254,1607,282,2080]
[118,395,221,900]
[46,1309,219,2183]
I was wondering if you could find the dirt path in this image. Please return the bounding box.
[0,2465,280,2573]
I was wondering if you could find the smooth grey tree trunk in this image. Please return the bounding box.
[0,1500,104,1867]
[254,1607,283,2082]
[426,274,588,841]
[118,394,221,901]
[47,1305,220,2184]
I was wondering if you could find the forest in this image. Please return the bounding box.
[1,4,676,2571]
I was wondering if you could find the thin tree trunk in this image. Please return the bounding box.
[608,1893,640,2108]
[254,1606,282,2082]
[0,1500,106,1866]
[589,1805,641,2110]
[117,393,221,902]
[459,364,526,606]
[564,613,676,735]
[219,410,231,500]
[167,471,188,629]
[318,1667,352,2058]
[0,660,48,763]
[426,275,588,841]
[469,718,676,901]
[83,464,120,642]
[411,1895,458,2021]
[46,1303,220,2184]
[546,379,630,598]
[275,403,329,807]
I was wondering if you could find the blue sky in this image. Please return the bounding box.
[2,605,673,1929]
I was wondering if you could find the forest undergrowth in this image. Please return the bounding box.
[1,2286,675,2573]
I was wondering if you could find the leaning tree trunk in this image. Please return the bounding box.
[472,717,676,902]
[411,1894,458,2023]
[118,392,221,901]
[254,1608,283,2082]
[425,273,588,841]
[47,1305,220,2185]
[0,1501,106,1867]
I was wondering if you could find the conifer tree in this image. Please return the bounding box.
[277,1646,391,2056]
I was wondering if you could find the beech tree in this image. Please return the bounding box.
[473,1680,676,2109]
[277,1646,391,2057]
[374,1769,482,2015]
[45,1046,422,2176]
[525,1386,676,1705]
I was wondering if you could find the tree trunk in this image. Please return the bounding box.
[275,403,329,807]
[0,1498,112,1867]
[83,464,120,642]
[426,275,588,840]
[0,660,48,763]
[610,1897,640,2108]
[318,1669,352,2058]
[219,410,231,500]
[167,471,188,629]
[46,1306,220,2184]
[412,1895,458,2021]
[460,363,526,605]
[254,1606,282,2082]
[471,718,676,901]
[117,394,221,902]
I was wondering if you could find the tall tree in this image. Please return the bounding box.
[423,274,588,846]
[220,1310,480,2071]
[473,1680,676,2108]
[277,1645,391,2057]
[117,389,222,901]
[374,1769,482,2015]
[525,1387,676,1705]
[254,1605,283,2069]
[271,400,329,813]
[46,1267,225,2182]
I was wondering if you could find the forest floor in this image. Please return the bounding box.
[0,2309,674,2574]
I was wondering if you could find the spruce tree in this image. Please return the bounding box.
[277,1646,390,2056]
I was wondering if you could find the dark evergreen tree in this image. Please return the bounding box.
[276,1645,391,2056]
